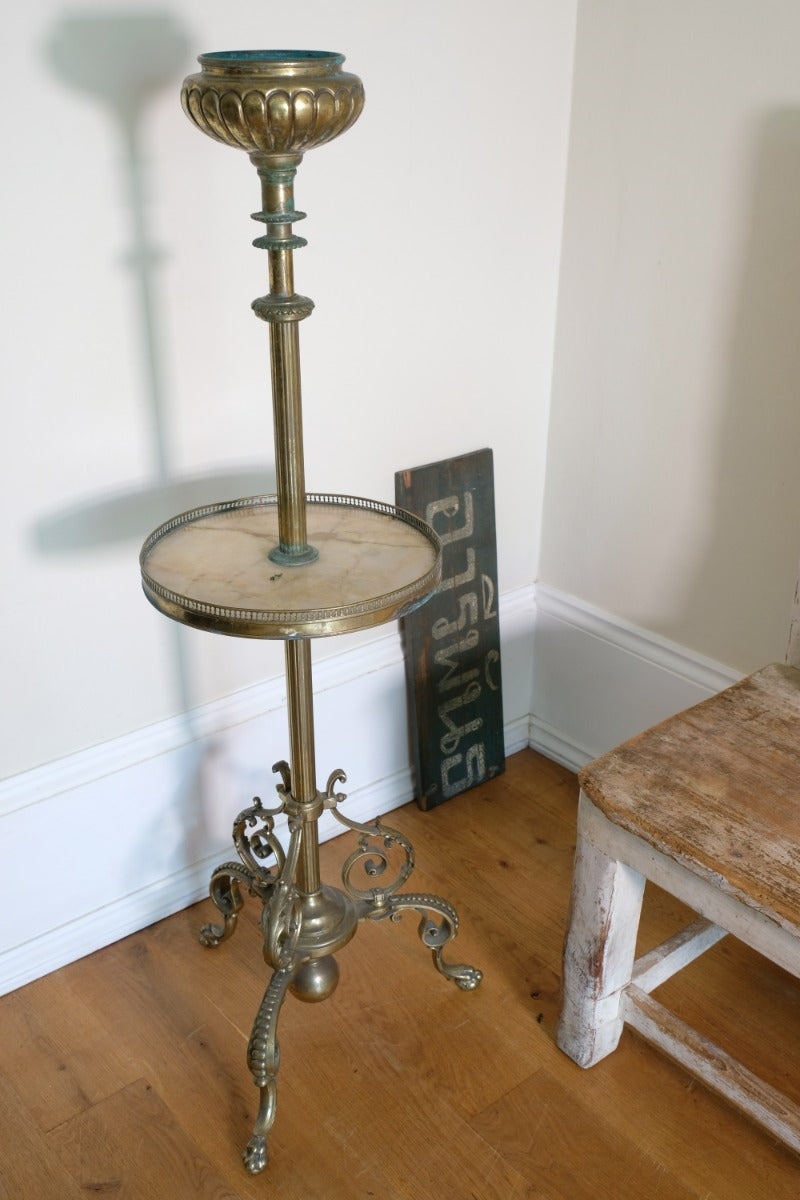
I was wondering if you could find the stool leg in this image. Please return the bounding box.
[556,805,645,1067]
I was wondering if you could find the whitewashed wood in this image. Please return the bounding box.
[631,919,727,995]
[580,791,800,980]
[624,986,800,1154]
[787,574,800,669]
[556,825,645,1067]
[558,661,800,1155]
[580,666,800,930]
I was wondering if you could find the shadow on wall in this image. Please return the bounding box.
[671,108,800,669]
[32,12,278,869]
[35,11,276,559]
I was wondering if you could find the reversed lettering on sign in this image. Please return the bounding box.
[426,492,474,544]
[442,743,487,798]
[396,449,504,810]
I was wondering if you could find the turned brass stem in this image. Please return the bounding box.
[284,639,320,896]
[258,161,314,562]
[269,320,308,553]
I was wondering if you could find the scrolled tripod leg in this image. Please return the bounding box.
[198,864,248,947]
[243,961,295,1174]
[387,893,483,991]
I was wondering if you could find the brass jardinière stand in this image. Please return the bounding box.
[140,50,481,1175]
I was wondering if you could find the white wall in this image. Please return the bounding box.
[1,0,576,781]
[9,1,800,994]
[540,0,800,675]
[0,3,576,992]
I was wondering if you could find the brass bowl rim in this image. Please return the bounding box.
[196,50,347,77]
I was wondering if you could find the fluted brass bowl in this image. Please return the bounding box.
[181,50,364,158]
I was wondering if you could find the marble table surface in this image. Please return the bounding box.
[140,495,441,638]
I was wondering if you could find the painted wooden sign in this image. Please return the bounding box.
[395,448,505,810]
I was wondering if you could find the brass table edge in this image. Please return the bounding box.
[139,491,442,639]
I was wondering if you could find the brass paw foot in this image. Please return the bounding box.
[451,964,483,991]
[243,1134,268,1174]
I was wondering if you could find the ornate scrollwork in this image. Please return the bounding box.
[385,894,483,991]
[261,817,303,970]
[201,754,482,1178]
[323,769,415,906]
[199,862,248,948]
[199,795,286,947]
[233,796,286,879]
[321,768,482,991]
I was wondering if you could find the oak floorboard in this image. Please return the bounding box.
[0,1074,86,1200]
[2,750,800,1198]
[551,1029,800,1197]
[151,911,541,1196]
[0,967,139,1132]
[46,1078,240,1199]
[60,934,271,1198]
[471,1065,699,1200]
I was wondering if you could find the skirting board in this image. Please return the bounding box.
[530,584,740,772]
[0,583,741,996]
[0,587,535,997]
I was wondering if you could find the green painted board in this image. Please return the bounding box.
[395,448,505,810]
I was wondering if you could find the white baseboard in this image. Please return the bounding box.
[0,581,740,996]
[530,584,740,772]
[0,586,535,996]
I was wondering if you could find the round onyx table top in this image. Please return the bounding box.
[140,493,441,639]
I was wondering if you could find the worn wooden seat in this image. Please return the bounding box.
[556,660,800,1150]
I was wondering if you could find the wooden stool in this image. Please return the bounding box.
[556,661,800,1150]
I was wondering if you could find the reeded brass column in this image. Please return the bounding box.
[284,638,320,896]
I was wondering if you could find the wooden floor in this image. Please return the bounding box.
[2,749,800,1198]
